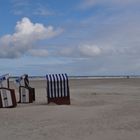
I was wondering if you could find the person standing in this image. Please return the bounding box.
[24,74,29,87]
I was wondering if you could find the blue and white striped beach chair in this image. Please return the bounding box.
[0,74,17,108]
[46,73,70,105]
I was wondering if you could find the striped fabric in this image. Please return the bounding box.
[46,73,70,105]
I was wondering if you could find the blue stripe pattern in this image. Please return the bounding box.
[46,74,70,99]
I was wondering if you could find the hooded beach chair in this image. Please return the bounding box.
[16,74,35,103]
[46,73,70,105]
[0,74,17,108]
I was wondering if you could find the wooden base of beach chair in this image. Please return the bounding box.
[0,88,17,108]
[48,97,70,105]
[19,86,35,103]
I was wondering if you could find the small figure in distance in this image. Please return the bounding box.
[126,75,130,79]
[24,74,29,87]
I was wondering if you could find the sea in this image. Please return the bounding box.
[9,75,140,81]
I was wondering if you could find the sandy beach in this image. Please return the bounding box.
[1,78,140,140]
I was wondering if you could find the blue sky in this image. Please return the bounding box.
[0,0,140,76]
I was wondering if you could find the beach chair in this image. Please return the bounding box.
[46,73,70,105]
[0,74,17,108]
[16,74,35,103]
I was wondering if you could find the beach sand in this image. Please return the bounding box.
[1,78,140,140]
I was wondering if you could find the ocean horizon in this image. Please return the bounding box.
[9,75,140,81]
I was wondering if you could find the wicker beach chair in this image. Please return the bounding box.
[0,74,17,108]
[46,73,70,105]
[16,74,35,103]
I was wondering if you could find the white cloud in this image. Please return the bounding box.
[11,0,30,15]
[78,44,101,57]
[29,49,49,57]
[34,7,54,16]
[0,17,63,58]
[15,17,62,39]
[12,0,30,7]
[79,0,97,9]
[11,0,55,17]
[58,44,102,58]
[79,0,140,9]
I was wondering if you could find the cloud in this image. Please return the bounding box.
[78,44,101,57]
[11,0,55,17]
[29,49,49,57]
[12,0,30,7]
[0,17,63,58]
[11,0,31,15]
[58,44,102,58]
[33,7,54,16]
[79,0,140,9]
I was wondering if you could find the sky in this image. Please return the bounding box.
[0,0,140,76]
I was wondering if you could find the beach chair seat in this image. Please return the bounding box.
[46,73,70,105]
[19,86,35,103]
[0,88,17,108]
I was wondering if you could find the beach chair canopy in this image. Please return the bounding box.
[15,74,29,87]
[0,74,10,88]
